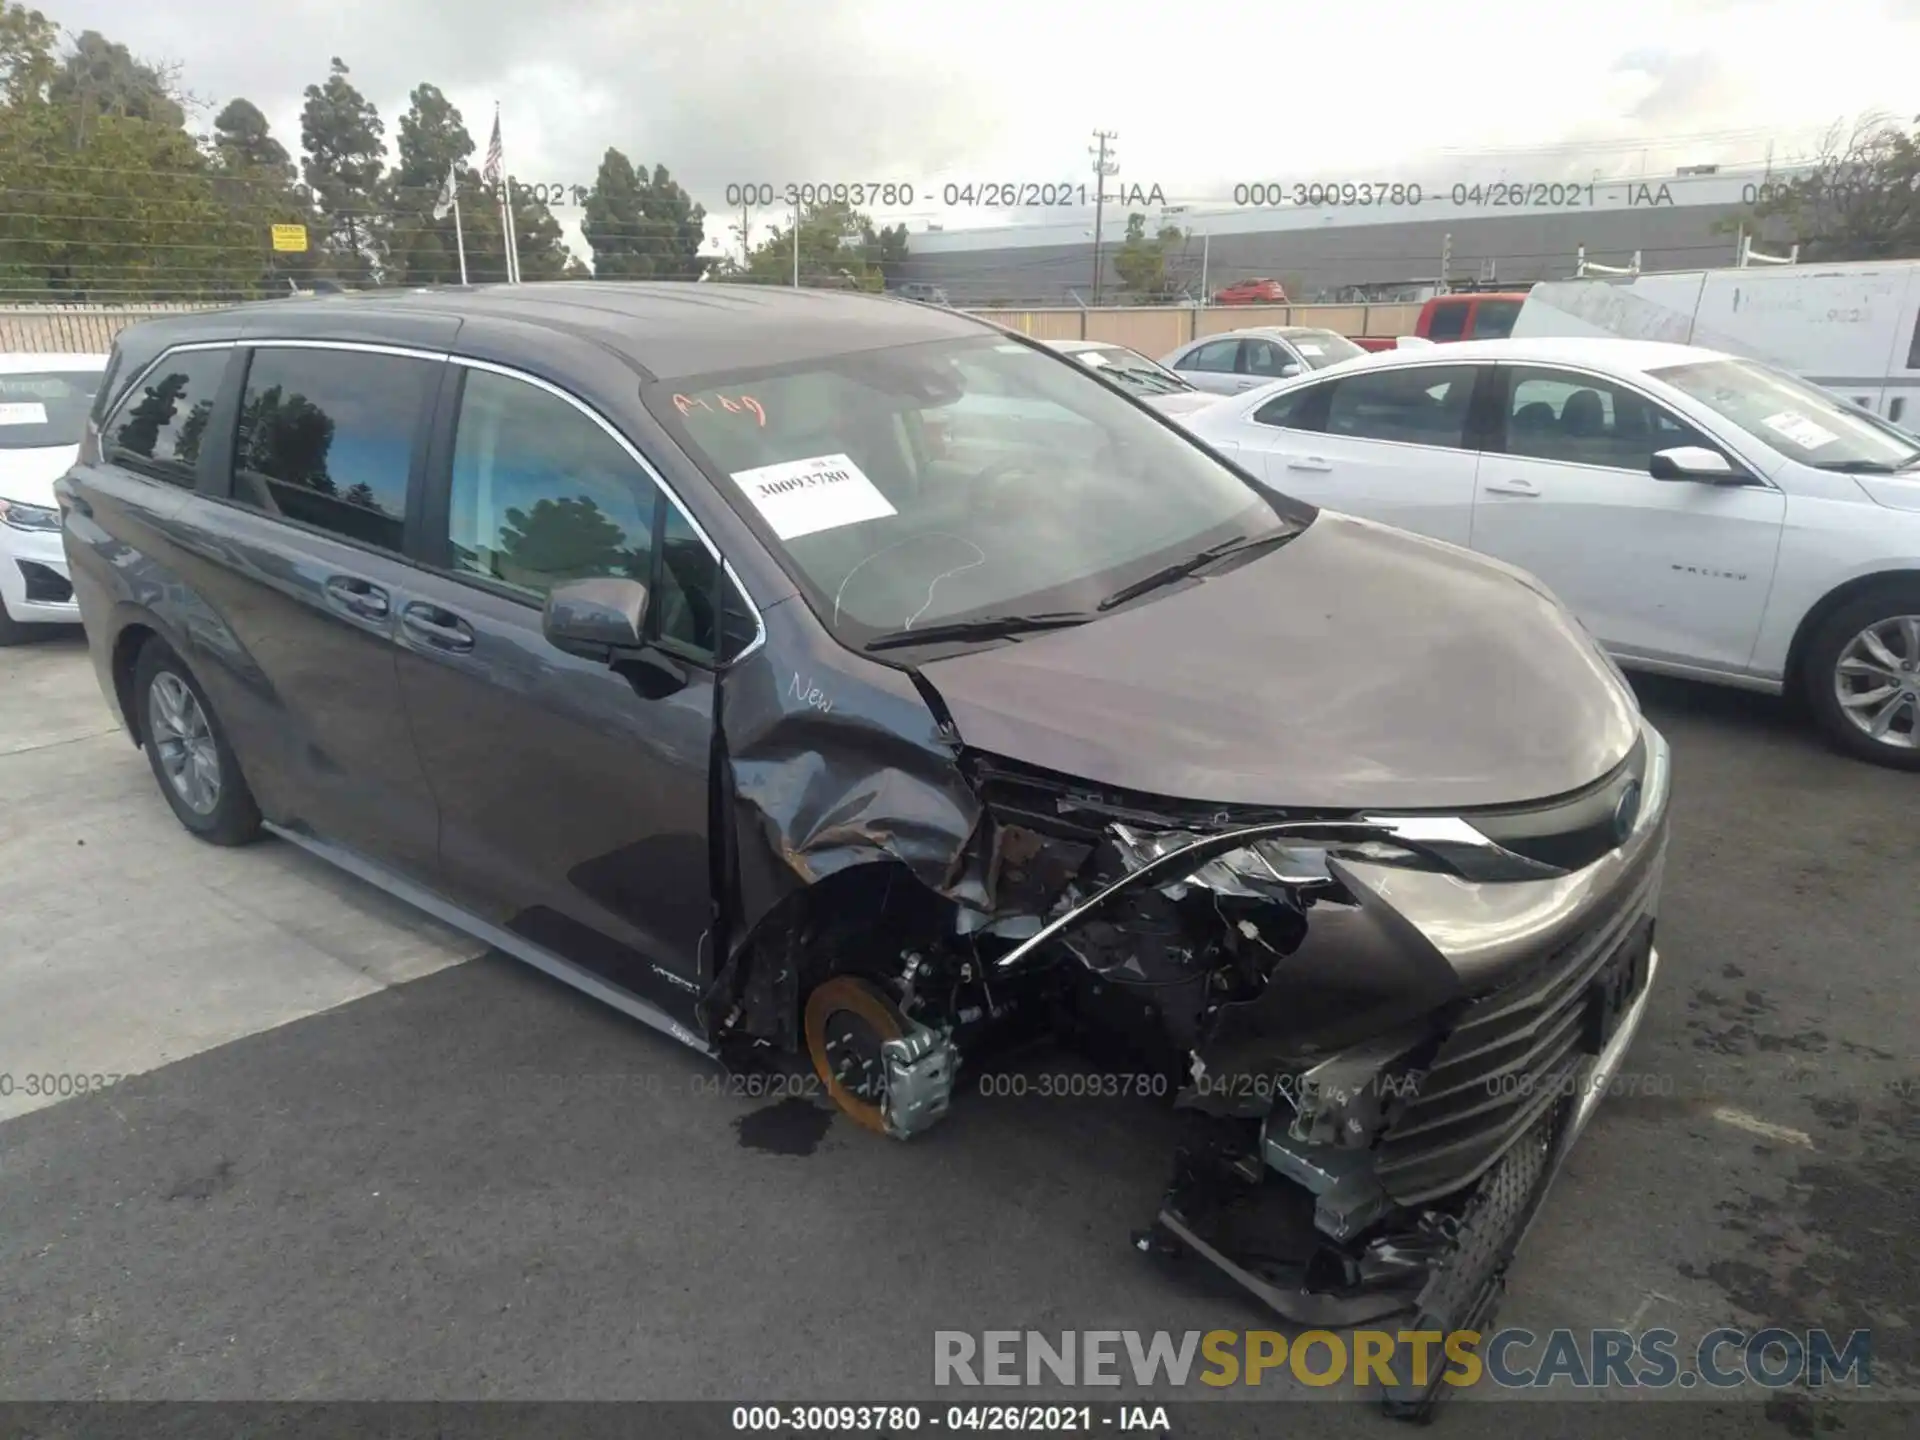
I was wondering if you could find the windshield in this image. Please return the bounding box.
[0,369,100,450]
[650,335,1304,650]
[1287,331,1366,369]
[1649,358,1920,471]
[1075,346,1193,395]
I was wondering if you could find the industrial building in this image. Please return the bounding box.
[894,167,1801,305]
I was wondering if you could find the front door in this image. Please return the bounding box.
[395,362,733,1019]
[1468,363,1785,672]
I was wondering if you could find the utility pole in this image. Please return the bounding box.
[1090,130,1118,305]
[734,201,751,267]
[792,209,801,288]
[1440,232,1453,294]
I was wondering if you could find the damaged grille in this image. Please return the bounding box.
[1372,847,1661,1206]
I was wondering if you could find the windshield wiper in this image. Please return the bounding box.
[1810,456,1920,473]
[1096,529,1297,612]
[863,610,1095,652]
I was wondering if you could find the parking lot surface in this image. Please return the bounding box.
[0,631,1913,1429]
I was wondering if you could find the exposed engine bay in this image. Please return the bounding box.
[701,716,1666,1420]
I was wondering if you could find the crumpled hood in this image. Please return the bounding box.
[918,511,1641,811]
[0,444,79,508]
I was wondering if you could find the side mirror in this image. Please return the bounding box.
[1280,362,1304,378]
[543,576,649,660]
[1649,446,1742,484]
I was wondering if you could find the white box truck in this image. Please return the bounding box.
[1512,260,1920,430]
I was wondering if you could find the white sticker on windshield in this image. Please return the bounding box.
[1760,411,1839,451]
[730,453,897,540]
[1296,343,1325,356]
[0,402,49,427]
[1079,351,1109,367]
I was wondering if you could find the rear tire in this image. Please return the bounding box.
[132,639,263,844]
[1803,583,1920,771]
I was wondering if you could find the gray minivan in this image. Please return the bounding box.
[58,283,1669,1419]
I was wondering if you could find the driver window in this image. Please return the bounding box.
[1244,340,1292,377]
[448,368,728,658]
[1504,367,1713,472]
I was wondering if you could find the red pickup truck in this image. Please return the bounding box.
[1349,289,1530,351]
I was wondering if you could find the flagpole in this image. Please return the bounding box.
[452,192,469,286]
[504,175,523,284]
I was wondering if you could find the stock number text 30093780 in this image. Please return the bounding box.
[1231,180,1608,209]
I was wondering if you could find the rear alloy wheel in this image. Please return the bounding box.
[1806,590,1920,770]
[804,975,909,1136]
[133,640,263,844]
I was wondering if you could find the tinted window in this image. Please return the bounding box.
[1505,368,1713,471]
[1184,340,1241,373]
[447,369,730,657]
[1908,309,1920,370]
[1472,299,1522,339]
[1425,300,1469,341]
[1253,385,1321,430]
[0,369,102,449]
[233,348,430,552]
[1325,364,1477,448]
[105,349,227,486]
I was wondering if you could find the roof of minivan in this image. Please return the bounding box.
[121,282,994,382]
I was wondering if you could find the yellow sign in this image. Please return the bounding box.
[270,224,308,253]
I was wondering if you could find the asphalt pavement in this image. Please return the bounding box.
[0,629,1913,1435]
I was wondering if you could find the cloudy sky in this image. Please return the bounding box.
[43,0,1920,263]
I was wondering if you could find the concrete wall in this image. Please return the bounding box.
[898,202,1752,305]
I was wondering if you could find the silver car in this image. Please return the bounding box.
[1162,326,1367,395]
[1044,339,1222,421]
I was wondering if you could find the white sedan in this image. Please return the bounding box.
[1182,335,1920,769]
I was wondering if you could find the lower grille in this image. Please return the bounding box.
[1373,851,1659,1205]
[18,560,73,605]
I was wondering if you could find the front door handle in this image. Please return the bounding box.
[1483,479,1540,497]
[1286,456,1333,472]
[1232,377,1259,390]
[324,574,390,618]
[401,602,475,653]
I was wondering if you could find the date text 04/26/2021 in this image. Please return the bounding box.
[729,1405,1169,1432]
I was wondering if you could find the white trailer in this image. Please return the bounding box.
[1513,260,1920,430]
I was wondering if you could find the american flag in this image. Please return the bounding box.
[482,109,503,189]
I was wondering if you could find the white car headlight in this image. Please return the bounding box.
[0,497,62,532]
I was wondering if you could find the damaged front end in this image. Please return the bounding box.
[706,637,1669,1419]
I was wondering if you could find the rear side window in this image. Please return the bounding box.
[1184,339,1241,373]
[103,348,228,487]
[232,347,434,553]
[1325,364,1478,448]
[1425,300,1469,342]
[1472,299,1522,339]
[1252,384,1323,431]
[1908,309,1920,370]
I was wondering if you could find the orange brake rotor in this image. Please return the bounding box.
[804,975,908,1136]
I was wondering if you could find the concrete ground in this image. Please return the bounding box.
[0,628,1913,1434]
